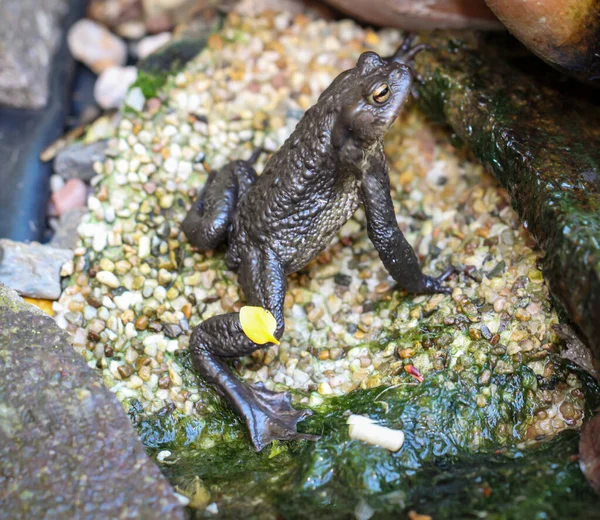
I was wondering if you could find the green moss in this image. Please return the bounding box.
[134,360,599,518]
[132,70,170,100]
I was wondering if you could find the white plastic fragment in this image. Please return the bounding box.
[156,450,172,462]
[347,414,405,452]
[174,492,190,507]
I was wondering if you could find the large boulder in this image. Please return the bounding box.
[0,283,184,519]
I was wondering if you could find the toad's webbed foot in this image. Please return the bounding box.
[190,316,318,451]
[387,33,431,66]
[243,383,319,450]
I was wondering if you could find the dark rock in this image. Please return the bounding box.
[0,0,69,108]
[0,239,73,299]
[54,140,108,182]
[163,323,183,338]
[580,414,600,495]
[0,283,184,519]
[415,33,600,360]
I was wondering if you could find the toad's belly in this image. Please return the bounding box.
[271,181,362,274]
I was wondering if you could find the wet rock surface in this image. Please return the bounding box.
[0,0,69,108]
[0,283,184,519]
[580,413,600,495]
[415,32,600,361]
[0,239,73,299]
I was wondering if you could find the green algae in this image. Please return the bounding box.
[414,33,600,361]
[132,361,600,518]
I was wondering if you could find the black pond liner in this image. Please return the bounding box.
[0,0,88,242]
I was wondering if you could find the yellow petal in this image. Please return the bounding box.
[239,306,280,345]
[23,297,55,316]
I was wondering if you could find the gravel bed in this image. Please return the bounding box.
[55,12,587,444]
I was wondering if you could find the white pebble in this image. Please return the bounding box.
[138,236,150,258]
[127,375,143,389]
[125,86,145,112]
[92,229,107,252]
[125,322,138,339]
[94,66,138,110]
[164,157,178,174]
[96,271,120,288]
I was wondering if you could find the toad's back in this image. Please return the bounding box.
[228,135,362,274]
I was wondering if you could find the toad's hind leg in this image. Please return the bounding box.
[189,248,318,451]
[181,157,258,250]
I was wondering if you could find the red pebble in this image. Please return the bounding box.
[404,364,424,383]
[51,178,88,216]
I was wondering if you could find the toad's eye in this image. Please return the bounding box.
[370,83,391,105]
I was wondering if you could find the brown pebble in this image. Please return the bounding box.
[138,365,151,381]
[398,348,415,359]
[515,308,531,322]
[104,345,114,358]
[135,315,149,330]
[318,350,330,361]
[135,356,152,371]
[207,34,224,50]
[158,375,171,389]
[68,301,85,312]
[375,282,391,294]
[469,327,482,340]
[87,295,102,308]
[121,309,134,324]
[478,369,491,385]
[329,347,343,360]
[560,401,575,420]
[118,365,133,379]
[97,184,109,201]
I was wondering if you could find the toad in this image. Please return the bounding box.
[182,36,452,451]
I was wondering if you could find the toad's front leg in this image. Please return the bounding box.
[361,152,454,295]
[189,247,318,451]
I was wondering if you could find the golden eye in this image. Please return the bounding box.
[371,83,391,105]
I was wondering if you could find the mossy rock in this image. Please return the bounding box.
[414,32,600,361]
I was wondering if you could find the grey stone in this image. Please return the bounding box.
[54,140,108,182]
[0,283,185,519]
[0,0,69,109]
[0,239,73,299]
[49,208,88,250]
